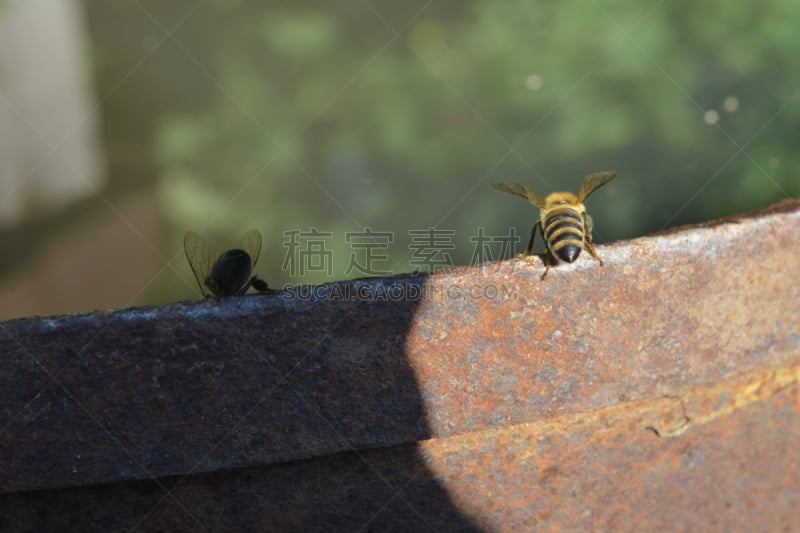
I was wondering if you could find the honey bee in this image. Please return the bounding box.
[491,171,616,279]
[184,228,271,297]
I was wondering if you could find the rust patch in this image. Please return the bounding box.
[408,200,800,436]
[414,359,800,531]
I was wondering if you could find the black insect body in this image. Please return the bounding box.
[184,229,270,297]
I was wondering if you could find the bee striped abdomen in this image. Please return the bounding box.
[543,208,584,263]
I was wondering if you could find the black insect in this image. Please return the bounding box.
[184,229,270,297]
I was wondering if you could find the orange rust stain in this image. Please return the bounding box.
[419,357,800,531]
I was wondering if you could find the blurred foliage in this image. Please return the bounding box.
[86,0,800,299]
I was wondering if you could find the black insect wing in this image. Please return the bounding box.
[205,249,254,296]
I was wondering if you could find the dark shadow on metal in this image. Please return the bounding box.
[0,276,481,530]
[1,199,800,531]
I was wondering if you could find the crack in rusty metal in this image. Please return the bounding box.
[645,361,800,438]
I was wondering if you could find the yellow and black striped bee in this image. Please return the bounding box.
[491,171,616,279]
[184,229,271,297]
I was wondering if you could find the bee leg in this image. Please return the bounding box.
[540,249,553,280]
[583,212,603,267]
[584,240,603,267]
[524,222,539,255]
[517,221,539,259]
[250,275,271,293]
[538,222,553,280]
[236,276,264,296]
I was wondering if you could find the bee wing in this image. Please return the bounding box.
[490,182,546,208]
[577,171,616,202]
[237,228,263,268]
[184,231,217,297]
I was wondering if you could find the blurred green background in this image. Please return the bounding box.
[0,0,798,318]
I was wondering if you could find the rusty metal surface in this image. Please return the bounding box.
[0,276,431,493]
[407,201,800,436]
[421,360,800,532]
[0,199,799,530]
[2,361,797,531]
